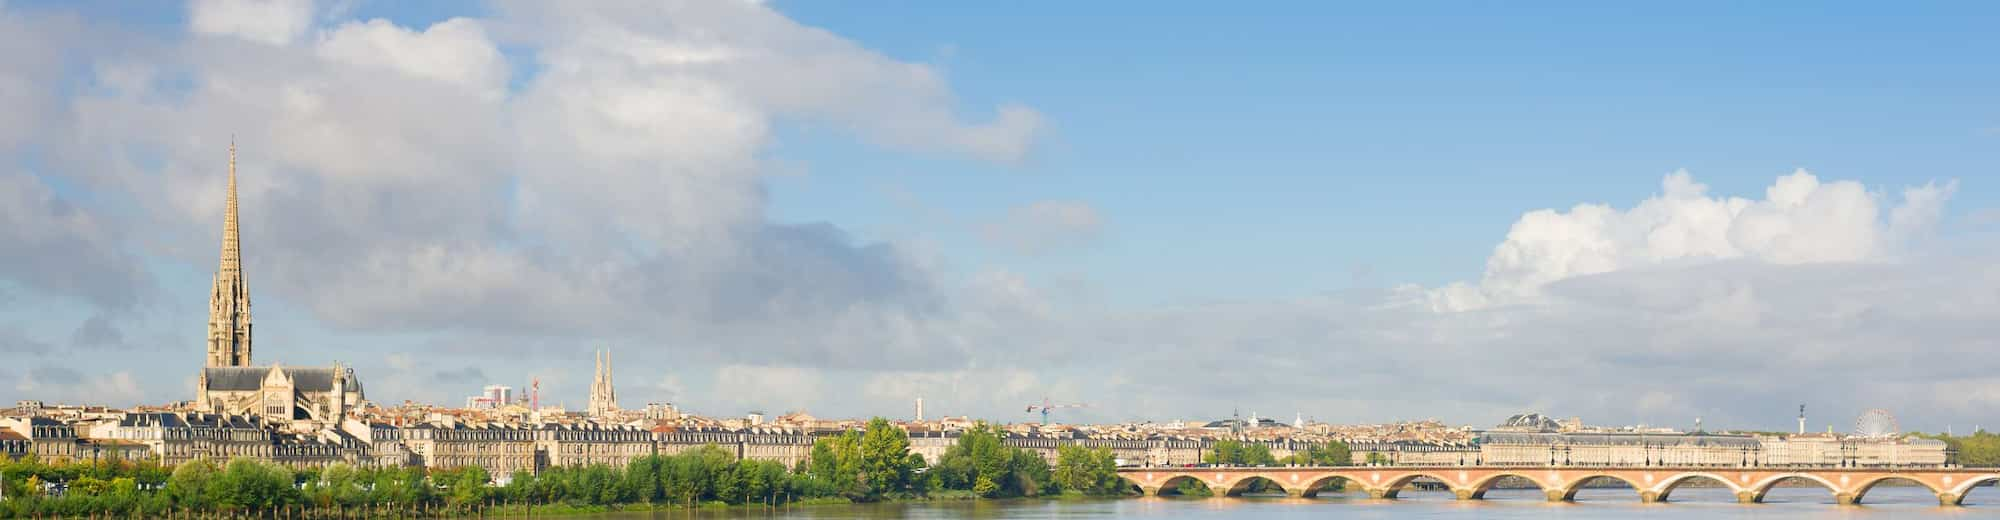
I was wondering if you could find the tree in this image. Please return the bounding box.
[164,458,218,508]
[1006,449,1054,497]
[623,455,664,503]
[1205,440,1273,466]
[212,458,295,511]
[859,418,913,498]
[1054,445,1123,495]
[445,465,490,509]
[1280,442,1353,467]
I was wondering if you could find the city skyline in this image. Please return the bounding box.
[2,0,1999,432]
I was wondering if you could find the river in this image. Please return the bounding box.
[550,485,1994,519]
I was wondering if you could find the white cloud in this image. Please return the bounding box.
[6,2,1999,432]
[316,18,508,97]
[1430,170,1957,311]
[0,172,148,308]
[14,366,145,406]
[711,365,823,414]
[189,0,315,46]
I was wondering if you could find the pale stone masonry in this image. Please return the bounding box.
[587,350,618,418]
[190,144,366,432]
[206,141,252,368]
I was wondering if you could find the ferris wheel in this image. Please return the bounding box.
[1854,409,1899,438]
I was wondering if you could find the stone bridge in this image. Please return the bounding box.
[1118,466,2000,506]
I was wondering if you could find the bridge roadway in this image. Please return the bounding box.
[1117,466,2000,506]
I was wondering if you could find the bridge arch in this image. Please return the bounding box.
[1296,472,1366,498]
[1465,471,1557,500]
[1946,474,2000,506]
[1217,475,1291,497]
[1744,473,1842,504]
[1378,471,1465,499]
[1653,472,1745,502]
[1125,473,1208,497]
[1848,475,1942,505]
[1553,473,1645,502]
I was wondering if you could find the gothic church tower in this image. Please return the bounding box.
[588,349,618,417]
[206,141,253,367]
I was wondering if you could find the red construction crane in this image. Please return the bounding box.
[1025,397,1088,425]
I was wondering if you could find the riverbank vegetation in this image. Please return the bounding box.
[0,418,1138,518]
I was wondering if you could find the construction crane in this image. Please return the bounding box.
[1025,397,1088,425]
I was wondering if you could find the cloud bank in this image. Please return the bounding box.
[0,1,1990,431]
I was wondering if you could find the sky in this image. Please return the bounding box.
[2,0,1998,434]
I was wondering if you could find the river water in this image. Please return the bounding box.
[564,485,1994,519]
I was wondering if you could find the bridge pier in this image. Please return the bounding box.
[1834,492,1859,506]
[1638,490,1662,503]
[1139,486,1162,497]
[1938,492,1962,507]
[1366,488,1396,499]
[1735,490,1762,504]
[1452,489,1476,500]
[1543,489,1569,502]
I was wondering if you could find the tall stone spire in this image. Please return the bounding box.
[206,139,253,367]
[588,349,617,417]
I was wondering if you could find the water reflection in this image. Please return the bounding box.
[532,485,1986,519]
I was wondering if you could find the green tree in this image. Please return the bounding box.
[1053,445,1123,495]
[445,465,490,509]
[859,417,913,498]
[164,458,218,508]
[1206,440,1275,466]
[211,458,295,511]
[1006,449,1054,497]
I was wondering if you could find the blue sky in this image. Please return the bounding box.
[2,0,1998,431]
[760,1,2000,303]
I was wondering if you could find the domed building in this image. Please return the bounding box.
[1496,412,1563,432]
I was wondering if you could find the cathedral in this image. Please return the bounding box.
[193,143,366,431]
[588,349,618,417]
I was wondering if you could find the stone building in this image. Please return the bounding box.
[540,423,652,468]
[739,427,815,468]
[1350,440,1480,466]
[79,412,279,466]
[0,430,27,459]
[403,423,541,476]
[1757,433,1951,467]
[191,145,367,431]
[1068,435,1153,466]
[653,426,743,456]
[1145,436,1208,467]
[270,432,348,468]
[909,430,958,465]
[339,420,421,468]
[196,364,366,432]
[1477,412,1764,467]
[0,417,81,462]
[1478,430,1763,467]
[1469,413,1949,468]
